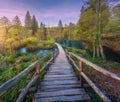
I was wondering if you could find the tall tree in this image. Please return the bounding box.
[43,24,47,40]
[12,16,22,46]
[13,16,21,26]
[40,22,44,28]
[0,16,11,56]
[77,0,110,58]
[0,16,10,34]
[12,16,21,34]
[31,15,38,35]
[25,11,31,29]
[58,20,63,39]
[96,0,110,58]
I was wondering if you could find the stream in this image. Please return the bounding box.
[1,47,58,67]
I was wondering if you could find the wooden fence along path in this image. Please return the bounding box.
[33,43,90,102]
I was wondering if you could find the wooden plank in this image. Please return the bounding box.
[48,71,73,74]
[35,88,86,98]
[33,43,90,102]
[47,72,73,75]
[45,74,76,78]
[48,69,73,71]
[44,76,78,81]
[41,80,80,86]
[33,94,90,102]
[40,84,81,90]
[49,67,71,69]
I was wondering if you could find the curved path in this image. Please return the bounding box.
[33,43,90,102]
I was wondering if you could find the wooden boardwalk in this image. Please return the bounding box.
[33,43,90,102]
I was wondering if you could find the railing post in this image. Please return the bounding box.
[36,63,40,90]
[79,61,83,87]
[52,50,55,63]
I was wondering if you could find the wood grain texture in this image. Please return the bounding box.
[33,43,90,102]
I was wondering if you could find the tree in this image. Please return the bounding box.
[12,16,21,34]
[0,16,11,34]
[43,24,47,40]
[58,20,63,39]
[68,22,75,40]
[31,15,38,35]
[0,16,11,56]
[12,16,22,47]
[25,11,31,29]
[105,4,120,33]
[77,0,110,58]
[40,22,44,28]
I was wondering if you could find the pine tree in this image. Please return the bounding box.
[31,15,38,35]
[43,24,47,40]
[13,16,21,27]
[40,22,44,28]
[25,11,31,29]
[58,19,63,39]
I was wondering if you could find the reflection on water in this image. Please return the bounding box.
[1,47,58,67]
[1,62,7,67]
[19,48,27,53]
[59,40,85,49]
[36,48,58,56]
[19,47,58,56]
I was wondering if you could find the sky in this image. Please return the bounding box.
[0,0,120,27]
[0,0,85,27]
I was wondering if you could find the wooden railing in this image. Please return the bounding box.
[0,53,58,102]
[66,51,120,102]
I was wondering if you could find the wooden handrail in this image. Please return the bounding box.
[68,52,120,81]
[81,72,111,102]
[16,57,54,102]
[0,53,58,97]
[66,51,120,102]
[0,55,48,95]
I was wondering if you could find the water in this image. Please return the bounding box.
[19,47,58,56]
[36,48,58,56]
[19,48,27,53]
[0,47,58,67]
[59,40,85,49]
[1,62,7,67]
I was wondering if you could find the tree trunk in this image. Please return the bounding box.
[93,42,96,58]
[99,43,105,59]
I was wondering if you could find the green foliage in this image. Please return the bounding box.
[23,37,39,51]
[2,56,15,64]
[0,53,52,102]
[31,15,38,35]
[25,11,32,28]
[105,17,120,33]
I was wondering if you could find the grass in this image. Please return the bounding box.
[64,46,120,71]
[0,52,52,102]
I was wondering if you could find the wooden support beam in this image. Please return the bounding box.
[79,61,83,87]
[36,63,40,90]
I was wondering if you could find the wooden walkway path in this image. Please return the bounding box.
[33,43,90,102]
